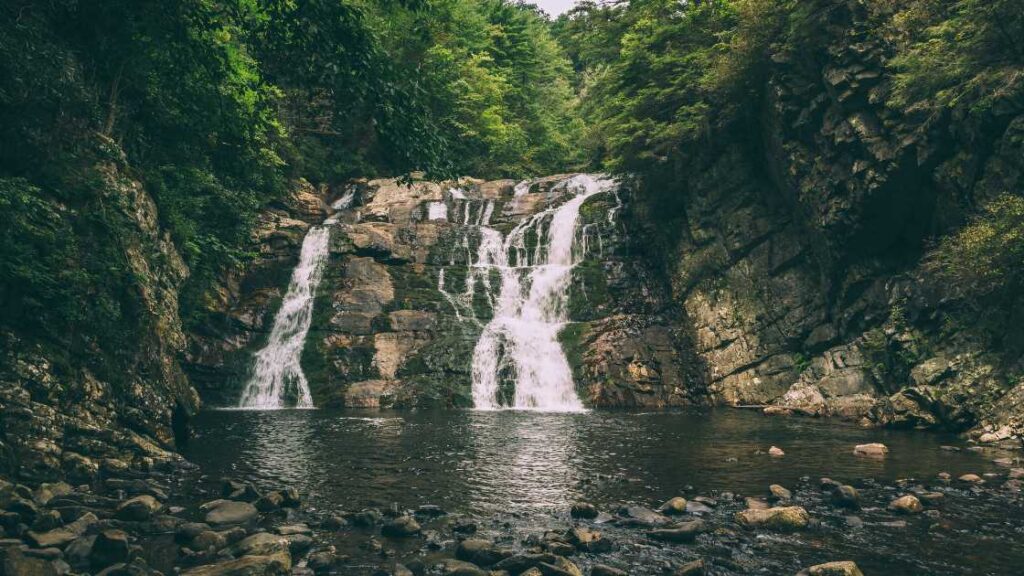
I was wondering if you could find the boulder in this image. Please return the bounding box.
[802,560,864,576]
[830,485,860,509]
[615,506,669,527]
[204,501,258,527]
[0,547,59,576]
[26,512,97,549]
[735,507,809,531]
[456,539,508,566]
[889,495,923,514]
[115,495,162,521]
[570,503,599,519]
[768,485,791,501]
[853,443,888,458]
[90,530,130,569]
[591,565,627,576]
[381,516,420,537]
[674,559,706,576]
[229,533,290,557]
[658,497,687,515]
[647,520,707,543]
[181,552,292,576]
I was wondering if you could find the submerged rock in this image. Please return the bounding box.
[735,506,809,531]
[830,485,860,509]
[381,516,420,537]
[888,495,923,514]
[570,502,599,519]
[647,520,708,543]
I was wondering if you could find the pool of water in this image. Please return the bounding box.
[183,408,1024,575]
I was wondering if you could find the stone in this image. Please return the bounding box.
[567,526,611,553]
[1010,468,1024,480]
[381,516,420,537]
[591,565,627,576]
[177,522,212,542]
[570,503,598,519]
[181,552,292,576]
[31,510,63,532]
[90,530,130,569]
[853,443,888,458]
[768,446,785,457]
[889,495,923,514]
[189,531,228,552]
[439,558,489,576]
[958,474,985,484]
[768,485,791,501]
[274,524,311,536]
[115,495,161,521]
[615,506,669,527]
[538,556,583,576]
[254,492,284,512]
[33,483,73,507]
[26,513,97,549]
[979,426,1012,443]
[674,559,706,576]
[494,553,558,574]
[204,501,258,527]
[456,539,508,566]
[744,497,770,510]
[284,534,313,554]
[229,533,290,557]
[63,534,96,569]
[647,520,707,543]
[658,497,687,515]
[734,507,809,531]
[1,547,59,576]
[350,509,382,527]
[307,551,338,574]
[804,561,864,576]
[830,485,860,509]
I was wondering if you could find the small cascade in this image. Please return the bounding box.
[238,192,354,409]
[440,174,617,411]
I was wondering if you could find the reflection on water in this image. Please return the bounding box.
[187,408,1000,519]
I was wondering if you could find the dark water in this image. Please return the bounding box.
[185,408,1024,575]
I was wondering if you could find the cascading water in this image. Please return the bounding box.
[440,174,617,411]
[238,191,354,409]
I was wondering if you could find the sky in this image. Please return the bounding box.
[534,0,579,17]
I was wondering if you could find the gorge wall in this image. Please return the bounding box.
[633,1,1023,442]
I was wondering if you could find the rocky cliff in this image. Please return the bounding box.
[636,1,1023,443]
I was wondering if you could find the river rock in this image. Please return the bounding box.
[26,512,97,548]
[177,522,212,542]
[90,529,130,569]
[658,497,687,515]
[801,560,864,576]
[31,510,62,532]
[189,530,228,552]
[204,501,258,527]
[115,495,162,521]
[255,492,284,512]
[284,534,313,554]
[381,516,420,537]
[853,443,888,458]
[570,502,599,519]
[0,547,59,576]
[439,558,489,576]
[229,533,290,557]
[647,519,707,543]
[889,495,923,514]
[744,497,770,510]
[830,485,860,509]
[64,534,96,569]
[958,473,985,484]
[538,556,583,576]
[456,539,508,566]
[307,550,338,574]
[275,524,311,536]
[182,552,292,576]
[495,553,558,573]
[768,485,791,501]
[567,526,611,552]
[674,559,706,576]
[768,446,785,457]
[591,565,627,576]
[615,506,669,527]
[735,506,809,531]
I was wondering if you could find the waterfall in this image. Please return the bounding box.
[446,174,616,411]
[238,192,354,409]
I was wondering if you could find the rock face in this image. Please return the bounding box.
[191,175,700,409]
[633,0,1024,436]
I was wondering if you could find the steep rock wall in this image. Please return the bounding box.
[646,1,1023,442]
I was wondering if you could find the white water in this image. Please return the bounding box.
[238,192,355,409]
[450,174,616,411]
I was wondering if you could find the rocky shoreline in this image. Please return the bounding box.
[3,439,1022,576]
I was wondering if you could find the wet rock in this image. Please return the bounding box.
[647,519,708,543]
[735,506,809,531]
[189,531,228,552]
[768,446,785,457]
[177,522,212,543]
[254,492,284,512]
[307,550,338,574]
[284,534,313,554]
[275,524,311,536]
[567,526,611,553]
[658,497,687,515]
[438,558,488,576]
[744,497,770,510]
[570,503,599,519]
[182,552,292,575]
[456,539,509,566]
[538,556,583,576]
[853,444,888,458]
[229,533,290,557]
[350,509,383,527]
[958,474,985,484]
[685,501,713,515]
[90,530,130,569]
[888,495,923,514]
[674,559,706,576]
[320,515,346,531]
[1010,468,1024,480]
[33,483,73,507]
[495,553,557,573]
[801,560,864,576]
[115,495,162,521]
[615,506,669,527]
[204,501,258,527]
[221,480,259,502]
[31,510,63,532]
[590,565,627,576]
[768,485,791,501]
[26,512,97,548]
[63,534,96,569]
[0,547,59,576]
[830,485,860,509]
[381,516,420,538]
